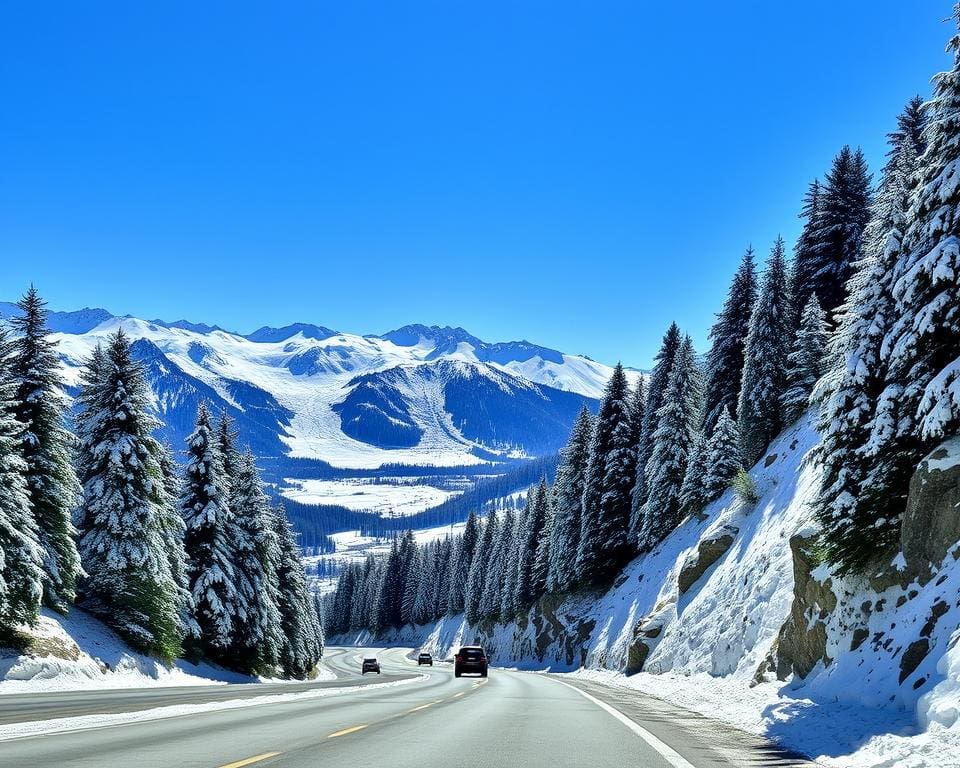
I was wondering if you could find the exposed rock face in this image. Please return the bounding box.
[901,437,960,577]
[678,526,738,595]
[762,534,836,681]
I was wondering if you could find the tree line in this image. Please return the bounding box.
[328,11,960,632]
[0,291,322,677]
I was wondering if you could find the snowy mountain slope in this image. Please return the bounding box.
[7,304,622,470]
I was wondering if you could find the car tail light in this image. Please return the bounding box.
[455,654,461,662]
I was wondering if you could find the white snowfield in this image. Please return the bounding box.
[281,477,462,516]
[342,414,960,768]
[51,315,630,469]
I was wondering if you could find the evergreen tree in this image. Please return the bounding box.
[703,248,757,431]
[0,327,44,631]
[702,407,743,502]
[738,238,791,467]
[446,512,478,614]
[637,336,701,550]
[792,180,822,326]
[9,287,81,611]
[499,514,520,622]
[792,147,872,319]
[782,294,829,424]
[74,330,181,659]
[466,510,498,624]
[401,543,422,626]
[678,432,710,516]
[630,324,681,539]
[412,545,435,625]
[547,407,593,593]
[516,483,548,607]
[814,97,925,572]
[529,480,551,598]
[180,403,238,659]
[482,507,513,621]
[228,452,284,673]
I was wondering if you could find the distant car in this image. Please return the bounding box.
[454,645,488,677]
[361,657,381,675]
[417,652,433,666]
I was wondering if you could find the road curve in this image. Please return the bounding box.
[0,647,813,768]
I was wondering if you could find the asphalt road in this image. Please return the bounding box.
[0,647,815,768]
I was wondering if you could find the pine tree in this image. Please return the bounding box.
[0,327,44,631]
[9,287,81,611]
[703,248,757,431]
[466,510,498,624]
[702,406,743,502]
[499,515,520,622]
[782,294,829,424]
[793,147,872,319]
[529,480,551,598]
[412,545,435,625]
[630,324,681,539]
[401,542,422,626]
[547,407,593,593]
[228,452,284,674]
[678,432,710,516]
[814,98,925,572]
[482,507,513,621]
[74,330,181,659]
[638,336,701,550]
[792,180,822,327]
[516,484,548,607]
[446,512,478,614]
[375,537,403,629]
[738,238,791,467]
[180,403,238,659]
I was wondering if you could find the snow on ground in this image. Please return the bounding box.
[0,608,334,694]
[0,675,425,742]
[281,478,461,517]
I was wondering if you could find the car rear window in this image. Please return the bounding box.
[461,648,484,659]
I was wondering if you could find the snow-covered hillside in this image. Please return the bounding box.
[0,303,638,471]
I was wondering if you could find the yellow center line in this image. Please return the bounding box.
[328,724,368,739]
[218,752,282,768]
[453,691,465,697]
[408,703,432,712]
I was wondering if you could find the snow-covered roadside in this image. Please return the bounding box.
[0,608,335,695]
[0,674,426,742]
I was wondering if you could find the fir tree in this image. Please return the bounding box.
[702,407,743,502]
[738,238,791,467]
[9,287,81,611]
[529,480,551,598]
[74,330,181,659]
[516,483,548,607]
[782,294,829,424]
[678,432,710,516]
[630,324,681,539]
[703,248,757,431]
[446,511,478,614]
[180,403,238,659]
[793,147,872,319]
[466,510,498,624]
[637,336,701,550]
[482,506,513,621]
[547,407,593,593]
[0,327,44,631]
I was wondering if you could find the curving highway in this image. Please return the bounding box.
[0,647,814,767]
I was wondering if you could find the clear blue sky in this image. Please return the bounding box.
[0,2,953,368]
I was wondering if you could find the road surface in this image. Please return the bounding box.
[0,647,814,767]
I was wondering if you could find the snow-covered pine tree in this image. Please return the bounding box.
[228,451,284,674]
[375,537,402,630]
[791,180,822,328]
[637,336,701,550]
[0,326,44,632]
[466,510,498,624]
[593,364,636,576]
[678,431,710,516]
[630,324,681,540]
[529,479,552,597]
[629,378,647,471]
[702,248,757,432]
[738,238,791,467]
[702,406,743,502]
[9,287,81,611]
[433,538,452,620]
[273,505,323,678]
[401,543,422,627]
[482,506,513,621]
[412,544,435,625]
[446,511,478,614]
[793,147,872,320]
[74,330,181,659]
[814,97,925,572]
[179,403,238,660]
[516,483,548,607]
[500,513,520,622]
[782,294,829,424]
[547,407,593,593]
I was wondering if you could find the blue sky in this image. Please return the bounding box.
[0,2,953,368]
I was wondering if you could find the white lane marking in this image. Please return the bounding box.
[552,680,697,768]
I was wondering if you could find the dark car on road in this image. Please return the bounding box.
[454,645,488,677]
[361,657,381,674]
[417,652,433,666]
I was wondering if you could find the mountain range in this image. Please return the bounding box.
[0,303,637,475]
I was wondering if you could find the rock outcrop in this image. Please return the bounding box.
[677,526,738,595]
[901,436,960,578]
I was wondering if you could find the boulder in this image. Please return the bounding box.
[678,526,738,595]
[901,437,960,576]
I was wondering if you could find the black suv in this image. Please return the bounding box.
[361,657,380,674]
[454,645,488,677]
[417,652,433,666]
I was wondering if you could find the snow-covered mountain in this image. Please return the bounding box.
[0,303,636,471]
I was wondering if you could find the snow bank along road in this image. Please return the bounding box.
[0,647,815,767]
